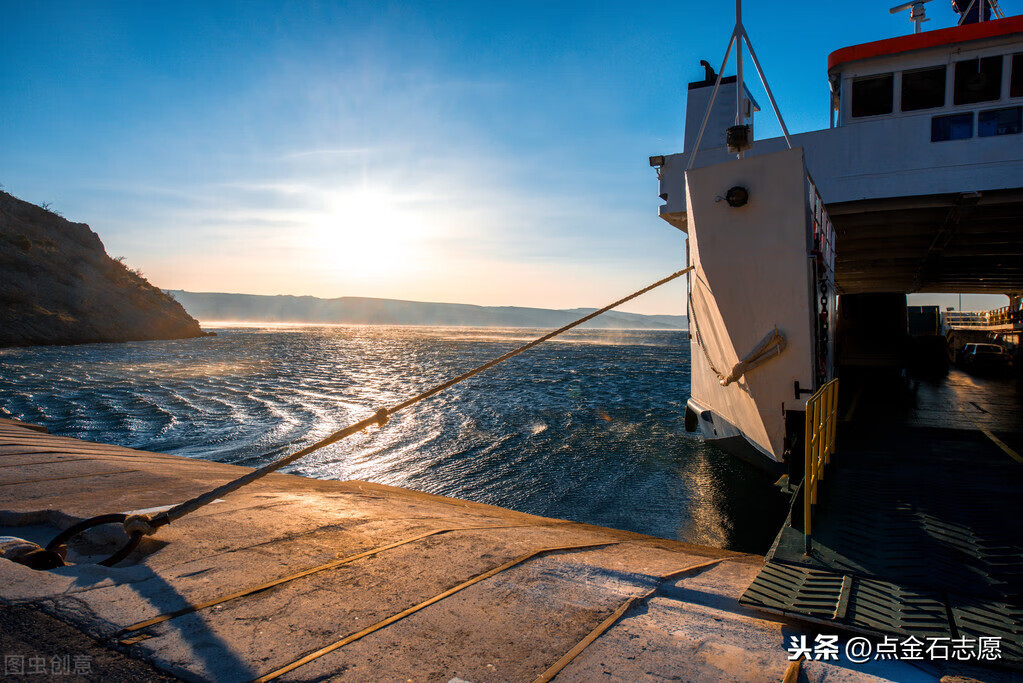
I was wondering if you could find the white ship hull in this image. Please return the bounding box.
[684,148,835,469]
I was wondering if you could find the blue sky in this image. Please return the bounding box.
[0,1,1004,314]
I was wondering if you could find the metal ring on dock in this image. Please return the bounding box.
[45,513,144,568]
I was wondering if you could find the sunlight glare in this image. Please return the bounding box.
[310,186,427,281]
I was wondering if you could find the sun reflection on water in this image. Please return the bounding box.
[0,325,787,552]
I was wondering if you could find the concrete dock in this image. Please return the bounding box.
[0,417,1003,681]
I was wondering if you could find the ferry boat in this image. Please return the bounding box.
[651,0,1023,473]
[1,3,1020,678]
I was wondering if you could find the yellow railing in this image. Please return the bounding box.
[803,378,839,550]
[945,306,1023,328]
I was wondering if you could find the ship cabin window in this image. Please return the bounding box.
[1012,53,1023,98]
[851,73,893,117]
[931,112,973,142]
[978,106,1022,136]
[954,56,1003,105]
[902,66,946,111]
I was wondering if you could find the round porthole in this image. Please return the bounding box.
[725,186,749,207]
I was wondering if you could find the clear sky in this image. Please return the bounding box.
[0,1,1007,314]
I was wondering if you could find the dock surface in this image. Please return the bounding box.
[0,418,969,682]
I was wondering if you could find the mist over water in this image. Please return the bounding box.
[0,326,787,553]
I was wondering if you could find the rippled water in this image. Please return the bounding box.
[0,325,788,552]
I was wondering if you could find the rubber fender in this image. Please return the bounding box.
[684,405,699,432]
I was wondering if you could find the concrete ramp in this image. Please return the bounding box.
[0,419,953,681]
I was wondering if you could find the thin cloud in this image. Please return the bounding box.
[283,147,375,160]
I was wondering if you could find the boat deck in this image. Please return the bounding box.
[1,417,935,683]
[741,369,1023,674]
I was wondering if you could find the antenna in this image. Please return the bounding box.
[889,0,933,34]
[686,0,793,169]
[954,0,1005,24]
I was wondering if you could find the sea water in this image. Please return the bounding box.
[0,325,788,552]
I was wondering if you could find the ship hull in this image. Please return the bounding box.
[683,147,836,468]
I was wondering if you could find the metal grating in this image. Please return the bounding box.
[951,595,1023,662]
[844,575,950,638]
[741,562,952,638]
[740,562,846,620]
[742,424,1023,666]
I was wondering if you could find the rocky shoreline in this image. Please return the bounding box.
[0,191,207,348]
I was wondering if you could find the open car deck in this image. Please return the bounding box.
[741,370,1023,673]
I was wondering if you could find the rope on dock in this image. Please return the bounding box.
[110,266,693,541]
[531,557,725,683]
[782,658,802,683]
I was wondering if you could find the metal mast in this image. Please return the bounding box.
[686,0,793,170]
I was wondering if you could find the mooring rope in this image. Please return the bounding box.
[106,266,693,540]
[719,326,787,387]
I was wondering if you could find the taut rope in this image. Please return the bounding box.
[50,266,693,560]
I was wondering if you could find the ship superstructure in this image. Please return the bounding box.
[654,5,1023,470]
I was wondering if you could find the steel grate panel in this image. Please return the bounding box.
[745,424,1023,666]
[740,562,844,619]
[845,576,950,637]
[951,596,1023,661]
[772,428,1023,603]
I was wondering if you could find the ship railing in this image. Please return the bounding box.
[989,306,1023,326]
[945,311,988,326]
[803,378,839,554]
[944,307,1023,329]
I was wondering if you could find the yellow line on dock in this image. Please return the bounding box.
[974,422,1023,464]
[963,403,1022,464]
[530,558,724,683]
[0,458,107,469]
[0,444,187,462]
[120,523,563,635]
[255,541,618,683]
[0,470,139,486]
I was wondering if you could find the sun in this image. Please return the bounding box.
[310,185,426,281]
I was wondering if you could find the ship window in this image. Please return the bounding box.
[1012,53,1023,98]
[852,73,894,117]
[978,106,1022,136]
[954,56,1003,105]
[901,66,946,111]
[931,113,973,142]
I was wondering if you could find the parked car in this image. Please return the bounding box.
[960,343,1013,375]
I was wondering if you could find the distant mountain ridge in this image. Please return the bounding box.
[167,290,688,330]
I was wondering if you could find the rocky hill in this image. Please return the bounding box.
[0,191,206,347]
[167,290,687,330]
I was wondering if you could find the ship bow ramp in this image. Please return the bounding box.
[685,148,833,468]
